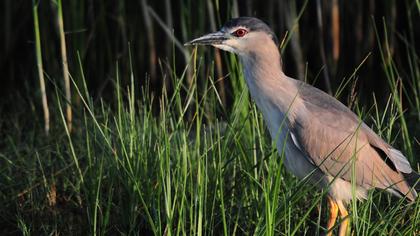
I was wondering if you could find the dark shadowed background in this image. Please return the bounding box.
[0,0,419,134]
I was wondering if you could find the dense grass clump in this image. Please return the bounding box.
[1,46,419,235]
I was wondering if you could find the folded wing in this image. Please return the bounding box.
[290,81,415,199]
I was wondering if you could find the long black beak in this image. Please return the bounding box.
[184,31,228,46]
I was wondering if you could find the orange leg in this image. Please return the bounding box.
[326,196,339,236]
[337,200,349,236]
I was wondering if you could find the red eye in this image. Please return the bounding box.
[233,28,248,37]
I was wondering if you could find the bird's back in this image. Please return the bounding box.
[289,79,417,200]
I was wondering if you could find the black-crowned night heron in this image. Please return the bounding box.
[185,17,419,236]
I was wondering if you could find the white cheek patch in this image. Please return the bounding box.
[213,44,236,53]
[213,38,242,53]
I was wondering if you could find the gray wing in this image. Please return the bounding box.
[291,81,412,192]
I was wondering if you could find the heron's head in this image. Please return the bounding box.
[185,17,279,56]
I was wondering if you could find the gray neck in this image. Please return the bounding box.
[239,44,283,82]
[239,48,298,113]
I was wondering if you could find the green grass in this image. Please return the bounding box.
[1,43,419,235]
[1,1,420,235]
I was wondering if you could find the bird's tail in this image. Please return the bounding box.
[403,171,420,193]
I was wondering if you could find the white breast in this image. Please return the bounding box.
[241,59,324,182]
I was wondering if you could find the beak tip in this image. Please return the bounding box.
[185,31,226,47]
[185,39,200,46]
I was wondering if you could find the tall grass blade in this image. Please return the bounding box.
[32,0,50,135]
[55,0,72,133]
